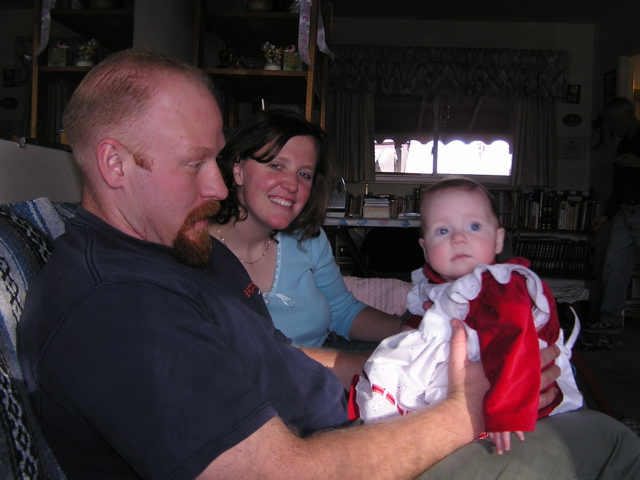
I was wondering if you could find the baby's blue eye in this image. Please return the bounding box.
[469,223,480,231]
[437,227,449,235]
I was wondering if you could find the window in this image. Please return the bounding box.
[374,94,514,179]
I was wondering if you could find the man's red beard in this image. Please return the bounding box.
[172,201,221,267]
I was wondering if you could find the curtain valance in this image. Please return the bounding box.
[328,45,568,99]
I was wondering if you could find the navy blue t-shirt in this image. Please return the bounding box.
[18,208,349,480]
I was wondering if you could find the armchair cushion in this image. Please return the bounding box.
[0,197,71,479]
[343,276,413,317]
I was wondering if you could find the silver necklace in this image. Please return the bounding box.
[216,225,271,265]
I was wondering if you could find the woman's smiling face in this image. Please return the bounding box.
[233,135,317,231]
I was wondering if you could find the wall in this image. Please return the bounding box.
[0,139,81,204]
[133,0,196,62]
[331,18,595,192]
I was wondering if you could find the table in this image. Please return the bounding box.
[324,216,421,277]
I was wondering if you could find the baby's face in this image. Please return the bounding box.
[419,187,505,282]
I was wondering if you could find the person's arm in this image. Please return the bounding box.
[302,328,562,400]
[300,347,370,390]
[197,319,489,480]
[348,306,407,342]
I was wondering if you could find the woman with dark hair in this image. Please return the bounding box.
[211,109,407,348]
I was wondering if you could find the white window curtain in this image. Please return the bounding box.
[326,90,376,182]
[511,97,557,187]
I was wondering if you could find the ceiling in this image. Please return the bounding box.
[331,0,627,24]
[3,0,629,24]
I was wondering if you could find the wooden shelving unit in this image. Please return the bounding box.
[193,1,329,127]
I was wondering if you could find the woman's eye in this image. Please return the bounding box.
[299,171,313,180]
[269,162,282,170]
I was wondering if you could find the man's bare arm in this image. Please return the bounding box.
[197,320,489,480]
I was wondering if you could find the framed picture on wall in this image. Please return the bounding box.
[557,137,587,161]
[604,69,616,105]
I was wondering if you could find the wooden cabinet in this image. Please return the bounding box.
[193,0,329,127]
[29,1,134,142]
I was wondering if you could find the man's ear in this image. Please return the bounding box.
[495,227,506,255]
[96,139,126,189]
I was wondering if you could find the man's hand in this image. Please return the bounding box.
[539,344,561,410]
[591,214,608,231]
[447,319,489,438]
[614,152,640,169]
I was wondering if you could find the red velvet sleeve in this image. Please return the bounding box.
[465,274,541,432]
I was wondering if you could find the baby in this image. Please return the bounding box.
[354,177,583,454]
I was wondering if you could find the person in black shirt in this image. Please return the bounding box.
[587,97,640,334]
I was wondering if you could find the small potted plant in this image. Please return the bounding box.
[261,42,283,70]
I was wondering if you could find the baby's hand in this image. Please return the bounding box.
[488,431,525,455]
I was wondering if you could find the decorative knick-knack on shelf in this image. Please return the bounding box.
[74,39,100,67]
[262,42,282,70]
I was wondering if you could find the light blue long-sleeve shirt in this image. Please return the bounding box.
[262,229,367,347]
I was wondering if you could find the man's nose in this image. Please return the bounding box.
[202,162,228,200]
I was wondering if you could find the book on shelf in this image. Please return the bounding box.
[363,195,393,205]
[514,236,593,278]
[518,188,599,232]
[362,204,391,218]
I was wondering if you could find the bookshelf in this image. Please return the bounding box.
[516,188,599,233]
[511,188,598,280]
[513,235,594,279]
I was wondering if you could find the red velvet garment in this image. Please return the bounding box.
[424,257,563,432]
